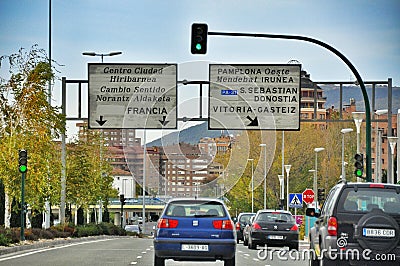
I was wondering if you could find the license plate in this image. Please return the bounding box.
[268,235,284,240]
[181,244,209,251]
[363,228,395,237]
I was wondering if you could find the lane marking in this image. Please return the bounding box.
[0,239,113,262]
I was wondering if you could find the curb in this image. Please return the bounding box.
[0,235,126,256]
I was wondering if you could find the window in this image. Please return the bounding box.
[166,200,225,217]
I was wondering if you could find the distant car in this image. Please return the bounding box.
[242,215,255,246]
[125,224,141,234]
[307,181,400,265]
[153,198,236,266]
[235,212,255,244]
[247,210,299,250]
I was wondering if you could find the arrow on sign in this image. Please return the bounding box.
[96,116,107,126]
[247,116,259,127]
[159,116,170,126]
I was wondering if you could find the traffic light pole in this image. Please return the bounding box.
[207,30,372,182]
[20,171,26,241]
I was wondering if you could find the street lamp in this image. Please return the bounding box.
[82,51,122,62]
[314,148,324,207]
[284,164,291,211]
[375,109,388,183]
[278,175,284,209]
[259,144,267,209]
[247,159,254,213]
[387,137,398,184]
[341,128,354,180]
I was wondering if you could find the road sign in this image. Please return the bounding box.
[302,189,315,204]
[289,193,303,208]
[208,64,301,130]
[88,63,177,129]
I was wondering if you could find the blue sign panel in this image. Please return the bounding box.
[289,193,303,208]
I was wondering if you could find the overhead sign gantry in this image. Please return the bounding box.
[209,64,301,130]
[88,63,177,129]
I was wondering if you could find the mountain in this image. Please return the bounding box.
[146,122,237,147]
[322,85,400,113]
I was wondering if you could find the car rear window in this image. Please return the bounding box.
[338,187,400,214]
[239,214,254,223]
[257,212,295,223]
[165,200,226,217]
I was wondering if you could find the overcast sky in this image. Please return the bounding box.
[1,0,399,142]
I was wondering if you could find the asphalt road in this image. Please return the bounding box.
[0,237,310,266]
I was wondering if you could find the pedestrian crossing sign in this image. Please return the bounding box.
[289,193,303,208]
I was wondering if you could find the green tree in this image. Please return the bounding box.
[0,46,65,227]
[66,127,117,224]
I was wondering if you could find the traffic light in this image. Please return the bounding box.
[191,23,208,54]
[317,188,325,202]
[120,194,126,205]
[18,150,28,173]
[354,153,364,178]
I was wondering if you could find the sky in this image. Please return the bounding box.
[1,0,399,143]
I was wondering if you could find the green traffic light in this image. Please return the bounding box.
[355,169,362,177]
[19,165,27,173]
[195,43,202,50]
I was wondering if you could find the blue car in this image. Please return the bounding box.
[153,198,236,266]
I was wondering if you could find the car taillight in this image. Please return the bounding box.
[235,222,240,230]
[157,218,179,228]
[213,220,234,230]
[327,217,337,236]
[290,224,299,231]
[369,184,385,188]
[252,222,261,230]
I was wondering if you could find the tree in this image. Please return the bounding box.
[66,127,117,224]
[0,46,65,228]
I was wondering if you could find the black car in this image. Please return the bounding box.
[307,181,400,265]
[247,210,299,250]
[235,212,255,244]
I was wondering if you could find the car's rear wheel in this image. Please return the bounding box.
[224,256,235,266]
[289,243,299,251]
[354,208,400,253]
[154,254,165,266]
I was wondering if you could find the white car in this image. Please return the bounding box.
[125,224,141,234]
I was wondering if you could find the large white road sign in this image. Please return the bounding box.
[209,64,301,130]
[88,63,177,129]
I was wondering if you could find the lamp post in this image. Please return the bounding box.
[284,164,291,211]
[375,109,388,183]
[82,51,122,63]
[352,112,364,182]
[314,148,324,207]
[387,137,398,184]
[247,159,254,213]
[341,128,354,180]
[259,144,267,210]
[278,175,284,209]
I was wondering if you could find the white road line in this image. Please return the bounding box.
[136,255,142,259]
[0,239,113,262]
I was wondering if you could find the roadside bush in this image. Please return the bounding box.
[0,227,12,246]
[73,223,101,237]
[0,222,125,246]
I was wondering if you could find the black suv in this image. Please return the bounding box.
[307,181,400,265]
